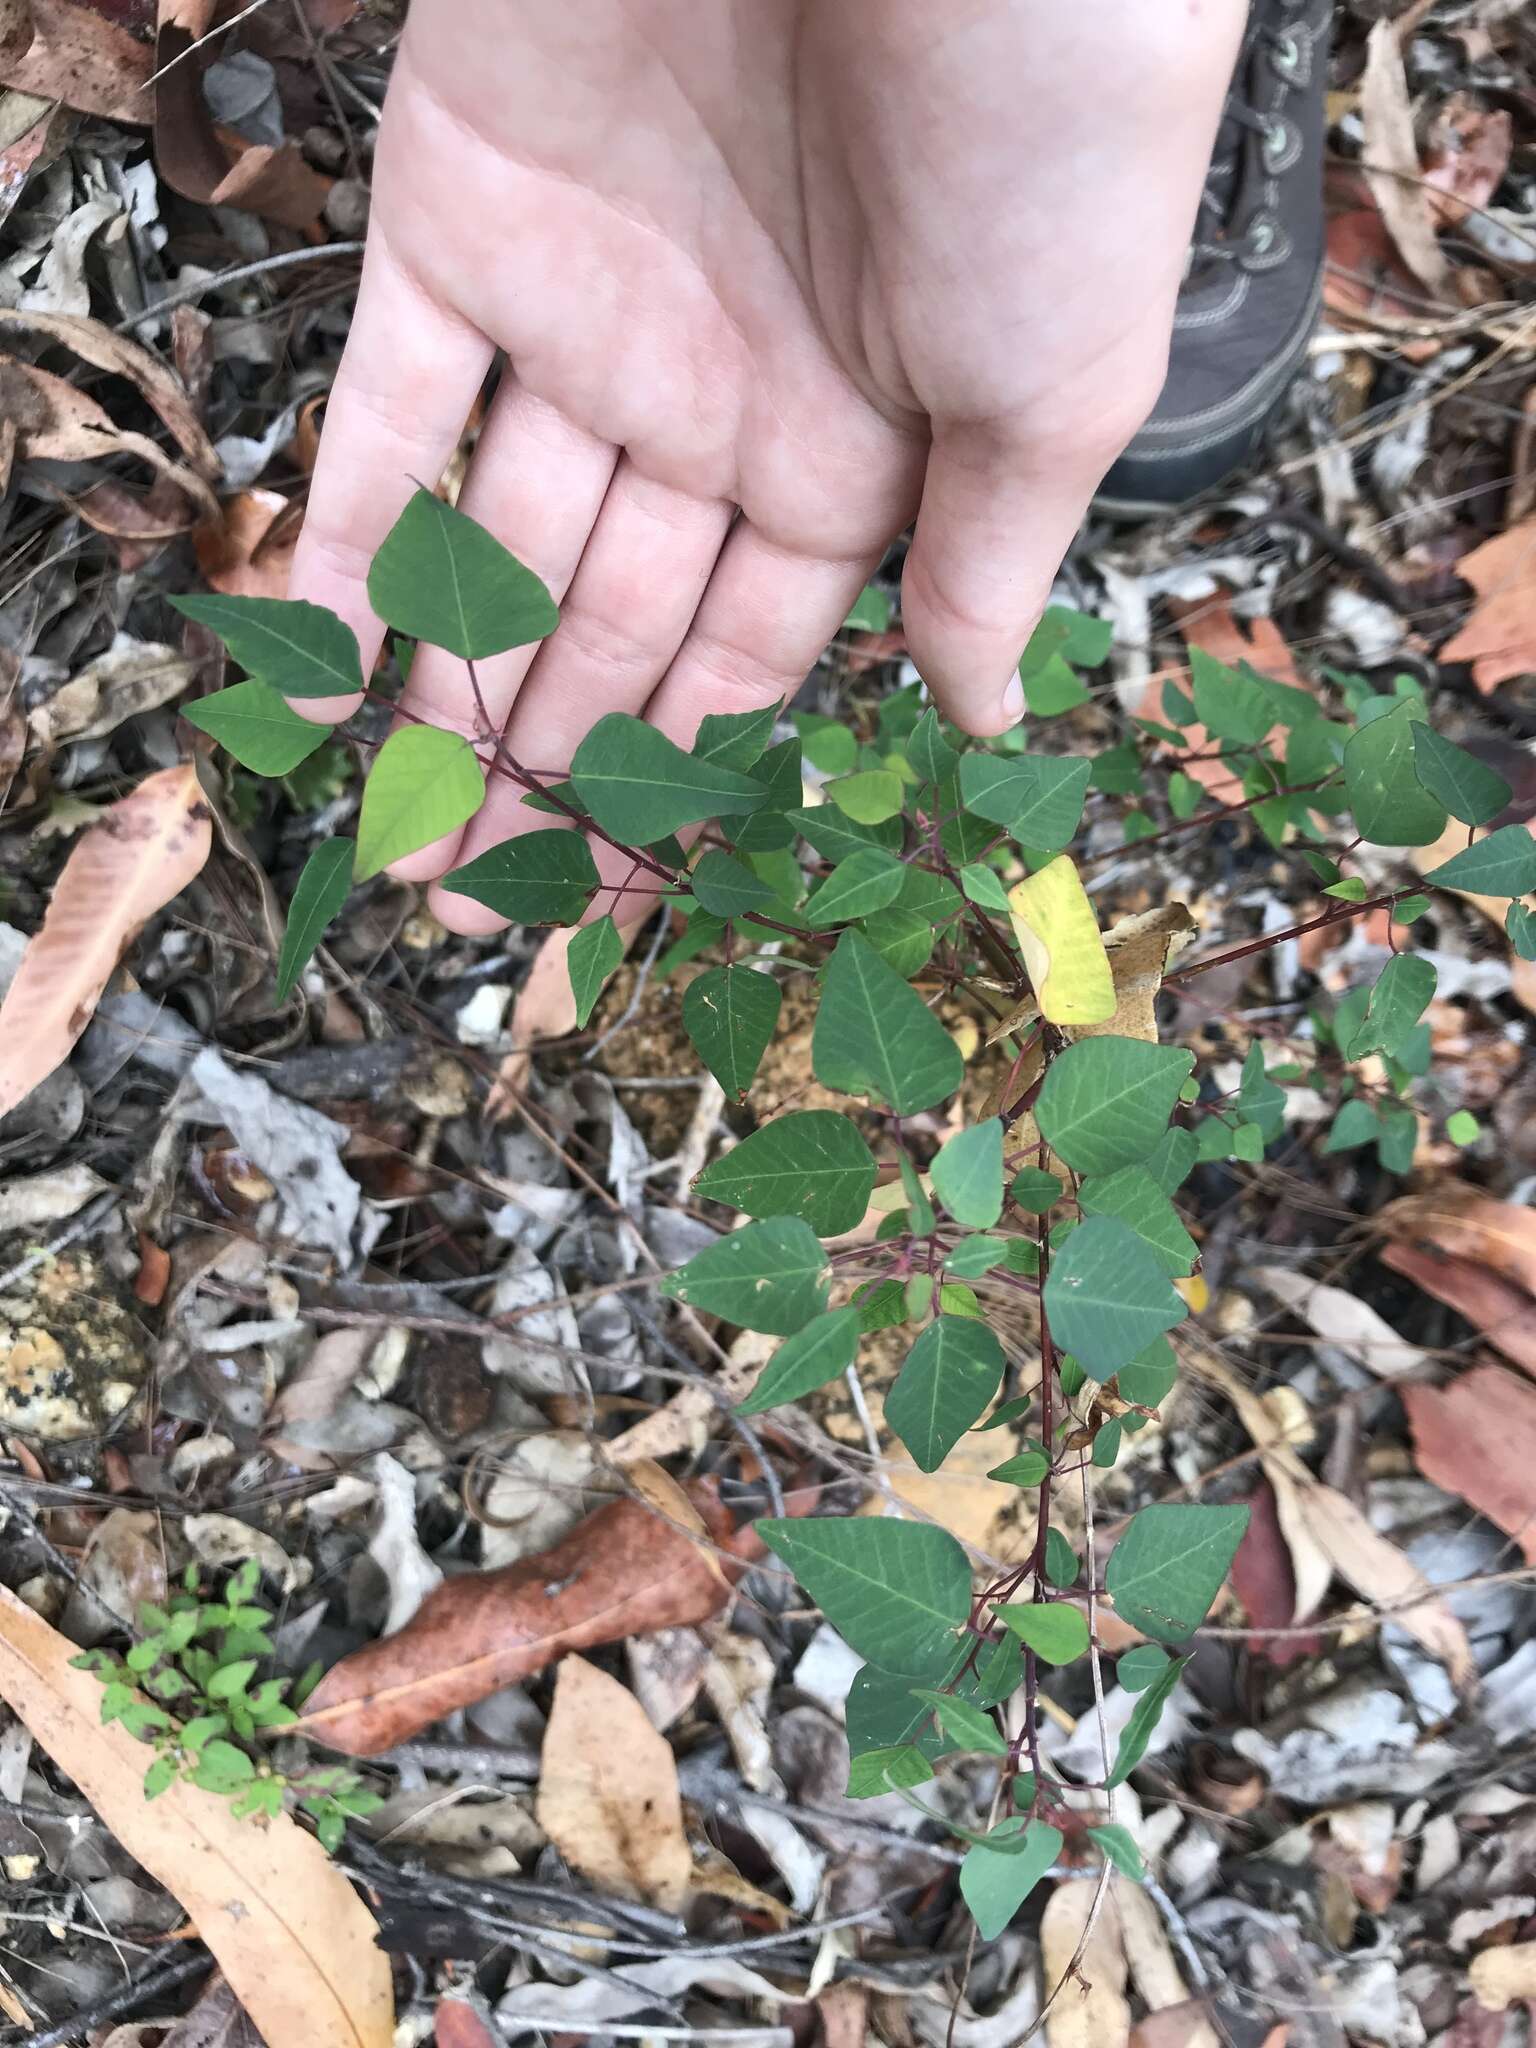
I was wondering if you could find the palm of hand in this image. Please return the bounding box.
[291,0,1242,933]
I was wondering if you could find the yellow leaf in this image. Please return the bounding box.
[1174,1274,1209,1313]
[0,1584,392,2048]
[1006,857,1114,1027]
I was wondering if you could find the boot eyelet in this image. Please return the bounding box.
[1263,116,1300,173]
[1270,30,1302,79]
[1240,213,1293,271]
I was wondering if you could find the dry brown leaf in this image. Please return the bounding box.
[0,0,150,117]
[0,307,218,475]
[0,762,211,1121]
[193,486,299,598]
[1469,1941,1536,2012]
[1360,19,1450,293]
[0,352,217,516]
[1423,93,1513,226]
[607,1326,771,1467]
[1290,1480,1475,1688]
[0,1581,393,2048]
[1324,207,1440,344]
[1380,1241,1536,1380]
[1251,1266,1430,1379]
[1437,515,1536,694]
[1381,1190,1536,1296]
[296,1487,743,1755]
[985,905,1196,1053]
[1041,1882,1130,2048]
[537,1655,691,1909]
[0,0,33,65]
[1186,1344,1474,1685]
[153,0,330,229]
[1402,1366,1536,1563]
[28,637,196,748]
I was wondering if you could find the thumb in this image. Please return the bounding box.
[900,420,1110,738]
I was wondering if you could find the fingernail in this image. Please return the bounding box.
[1000,675,1024,724]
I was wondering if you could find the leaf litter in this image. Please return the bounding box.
[0,4,1534,2044]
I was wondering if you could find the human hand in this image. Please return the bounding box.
[288,0,1245,935]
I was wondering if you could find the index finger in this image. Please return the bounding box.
[286,237,494,722]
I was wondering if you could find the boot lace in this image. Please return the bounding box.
[1191,0,1312,276]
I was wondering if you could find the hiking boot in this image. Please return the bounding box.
[1097,0,1332,513]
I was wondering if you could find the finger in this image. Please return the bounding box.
[642,523,876,751]
[900,418,1131,738]
[384,381,618,882]
[285,239,495,724]
[427,465,731,933]
[537,527,874,943]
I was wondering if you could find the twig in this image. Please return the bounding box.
[586,913,669,1062]
[23,1948,209,2048]
[119,244,366,330]
[488,2028,791,2044]
[623,1300,787,1521]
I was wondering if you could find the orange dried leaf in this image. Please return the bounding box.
[0,762,212,1120]
[295,1489,741,1756]
[1438,515,1536,694]
[0,1582,392,2048]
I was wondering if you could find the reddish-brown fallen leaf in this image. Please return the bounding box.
[1381,1190,1536,1298]
[1382,1241,1536,1380]
[1438,515,1536,694]
[434,1999,498,2048]
[154,0,330,228]
[296,1487,744,1756]
[1423,93,1513,228]
[1229,1480,1319,1669]
[1143,603,1315,804]
[0,0,150,116]
[193,486,300,598]
[1324,208,1439,349]
[0,762,212,1120]
[1403,1365,1536,1563]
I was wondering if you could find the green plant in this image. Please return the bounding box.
[72,1558,380,1850]
[173,488,1535,1930]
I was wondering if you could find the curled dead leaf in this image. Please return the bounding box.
[0,306,218,474]
[193,486,300,598]
[0,352,217,517]
[1186,1342,1475,1689]
[295,1486,744,1756]
[0,762,212,1120]
[0,1582,392,2048]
